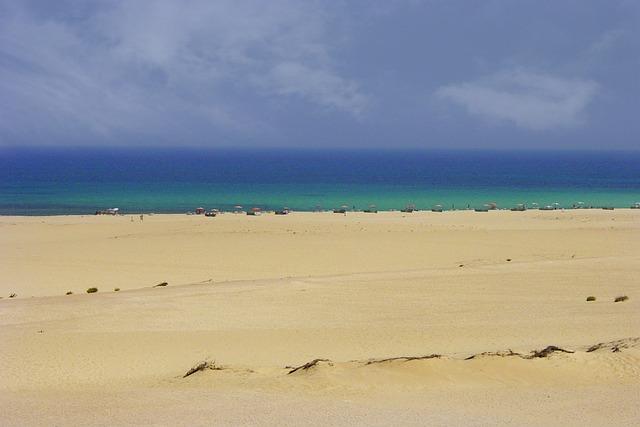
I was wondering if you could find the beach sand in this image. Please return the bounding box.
[1,210,639,425]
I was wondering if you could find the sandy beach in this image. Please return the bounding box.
[1,210,639,425]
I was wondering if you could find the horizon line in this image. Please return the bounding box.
[1,145,640,153]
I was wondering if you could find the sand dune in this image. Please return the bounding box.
[1,210,639,425]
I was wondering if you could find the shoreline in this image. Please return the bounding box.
[2,205,639,218]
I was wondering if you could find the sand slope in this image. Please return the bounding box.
[1,210,639,425]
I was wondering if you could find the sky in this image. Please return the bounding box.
[0,0,639,149]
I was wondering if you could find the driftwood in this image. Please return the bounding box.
[183,360,221,378]
[287,358,332,374]
[153,282,168,288]
[365,354,441,365]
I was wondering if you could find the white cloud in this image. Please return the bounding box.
[436,70,598,130]
[264,62,369,115]
[0,0,368,144]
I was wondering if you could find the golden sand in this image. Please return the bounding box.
[1,210,639,425]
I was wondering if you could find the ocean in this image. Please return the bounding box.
[1,148,639,215]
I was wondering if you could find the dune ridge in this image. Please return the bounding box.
[176,337,639,378]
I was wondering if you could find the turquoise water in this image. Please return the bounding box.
[1,148,638,214]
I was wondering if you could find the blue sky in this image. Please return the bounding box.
[1,0,638,149]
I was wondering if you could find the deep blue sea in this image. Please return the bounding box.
[1,148,639,215]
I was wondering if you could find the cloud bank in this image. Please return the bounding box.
[436,71,598,130]
[1,0,638,149]
[0,0,367,144]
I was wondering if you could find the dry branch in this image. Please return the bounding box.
[465,346,573,360]
[183,360,221,378]
[587,338,640,353]
[365,354,441,365]
[287,358,332,374]
[464,350,518,360]
[524,346,574,359]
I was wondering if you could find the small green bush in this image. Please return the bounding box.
[586,296,596,302]
[614,295,629,302]
[86,287,98,294]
